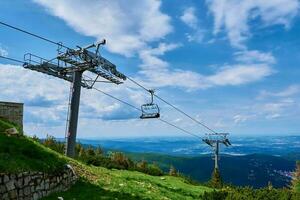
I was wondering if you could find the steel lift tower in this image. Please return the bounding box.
[23,40,126,157]
[202,133,231,170]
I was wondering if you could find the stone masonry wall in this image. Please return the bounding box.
[0,165,77,200]
[0,101,23,131]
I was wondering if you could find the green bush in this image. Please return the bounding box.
[200,187,300,200]
[42,135,64,154]
[146,163,164,176]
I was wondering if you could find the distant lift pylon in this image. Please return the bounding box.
[140,89,160,119]
[202,133,231,170]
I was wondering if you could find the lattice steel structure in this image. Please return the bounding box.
[23,40,126,157]
[202,133,231,170]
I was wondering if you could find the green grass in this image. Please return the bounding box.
[295,182,300,193]
[43,162,212,200]
[0,119,67,173]
[0,117,15,132]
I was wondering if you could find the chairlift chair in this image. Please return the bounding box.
[140,89,160,119]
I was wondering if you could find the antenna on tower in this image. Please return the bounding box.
[202,133,231,170]
[23,40,126,157]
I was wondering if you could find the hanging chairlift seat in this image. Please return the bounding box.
[140,103,160,119]
[140,89,160,119]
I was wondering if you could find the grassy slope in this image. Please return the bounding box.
[44,161,212,200]
[0,119,213,199]
[0,119,67,173]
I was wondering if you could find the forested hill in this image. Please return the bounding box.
[127,152,296,188]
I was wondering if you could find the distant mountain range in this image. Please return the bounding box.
[76,135,300,157]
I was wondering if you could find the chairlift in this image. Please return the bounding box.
[140,89,160,119]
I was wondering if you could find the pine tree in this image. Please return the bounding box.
[292,161,300,192]
[95,146,103,156]
[268,181,273,190]
[211,168,223,188]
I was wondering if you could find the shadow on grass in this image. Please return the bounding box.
[42,180,147,200]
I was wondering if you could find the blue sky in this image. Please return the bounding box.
[0,0,300,138]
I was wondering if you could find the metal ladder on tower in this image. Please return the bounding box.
[64,82,73,155]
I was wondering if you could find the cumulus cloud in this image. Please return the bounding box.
[234,50,276,64]
[180,7,205,42]
[139,43,181,70]
[258,85,300,99]
[137,43,273,90]
[33,0,274,91]
[181,7,198,29]
[206,0,300,48]
[233,114,252,124]
[34,0,172,57]
[207,64,273,86]
[0,45,8,56]
[139,62,273,90]
[262,98,295,119]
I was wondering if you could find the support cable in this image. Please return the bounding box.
[0,55,25,64]
[0,21,70,49]
[92,87,202,139]
[154,95,217,134]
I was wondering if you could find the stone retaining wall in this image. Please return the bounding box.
[0,165,77,200]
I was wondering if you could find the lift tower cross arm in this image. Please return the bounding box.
[23,41,126,157]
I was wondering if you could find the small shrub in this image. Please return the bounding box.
[147,163,164,176]
[42,135,64,154]
[169,165,178,176]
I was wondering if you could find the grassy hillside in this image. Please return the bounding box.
[0,119,213,199]
[43,161,212,200]
[0,119,67,173]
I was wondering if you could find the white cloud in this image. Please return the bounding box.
[180,7,205,42]
[262,98,295,119]
[139,43,181,70]
[234,50,276,64]
[263,98,294,112]
[136,42,273,90]
[0,45,8,56]
[181,7,198,29]
[34,0,173,57]
[207,64,273,86]
[258,85,300,99]
[206,0,299,48]
[233,114,251,124]
[266,113,281,119]
[33,0,273,91]
[138,62,273,90]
